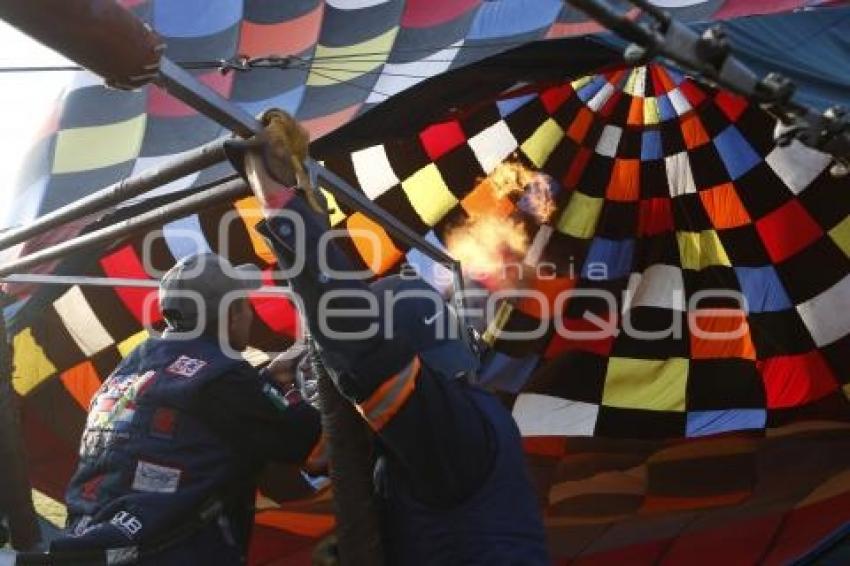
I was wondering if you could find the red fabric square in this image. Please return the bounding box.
[544,313,616,359]
[679,79,707,109]
[715,90,749,122]
[419,120,466,161]
[100,245,162,325]
[759,351,838,409]
[563,147,591,189]
[755,199,823,263]
[540,84,572,114]
[637,198,674,236]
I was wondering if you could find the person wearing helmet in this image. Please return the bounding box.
[228,110,548,565]
[52,253,321,565]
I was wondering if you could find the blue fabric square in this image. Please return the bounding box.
[479,352,539,393]
[468,0,563,40]
[687,409,766,437]
[656,95,677,122]
[577,76,608,103]
[497,94,537,117]
[641,130,663,160]
[582,238,635,280]
[404,231,452,292]
[734,266,792,312]
[714,126,762,180]
[154,0,242,37]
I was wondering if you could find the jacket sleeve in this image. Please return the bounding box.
[195,364,321,465]
[256,200,493,505]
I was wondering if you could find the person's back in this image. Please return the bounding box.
[53,253,321,564]
[229,111,549,564]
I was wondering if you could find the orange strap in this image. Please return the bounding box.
[356,357,422,431]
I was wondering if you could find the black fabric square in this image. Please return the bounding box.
[542,137,579,183]
[659,119,686,156]
[526,350,607,404]
[32,307,86,372]
[612,307,690,359]
[775,236,850,303]
[683,267,743,308]
[375,186,429,236]
[748,309,816,357]
[576,153,613,198]
[689,143,732,190]
[633,233,681,271]
[384,137,431,181]
[607,93,631,125]
[595,201,638,240]
[716,224,771,267]
[461,104,502,139]
[582,119,605,151]
[733,162,792,220]
[543,231,591,277]
[595,407,686,438]
[25,379,86,447]
[767,393,850,428]
[90,347,123,380]
[734,106,776,155]
[821,333,850,385]
[504,98,550,145]
[686,359,765,410]
[639,160,670,199]
[798,169,850,231]
[565,278,626,319]
[493,308,554,358]
[551,94,583,132]
[672,193,712,231]
[617,128,642,159]
[695,100,732,138]
[82,275,150,342]
[437,143,485,200]
[433,204,470,243]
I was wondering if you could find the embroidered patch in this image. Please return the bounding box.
[166,355,207,378]
[131,460,181,494]
[150,408,178,439]
[81,475,105,501]
[106,546,139,565]
[110,511,143,539]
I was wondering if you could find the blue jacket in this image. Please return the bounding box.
[54,334,320,564]
[258,197,548,564]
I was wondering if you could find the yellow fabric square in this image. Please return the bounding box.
[571,75,593,91]
[828,214,850,257]
[307,27,398,86]
[643,97,660,125]
[12,328,57,395]
[556,191,603,239]
[676,230,731,270]
[321,188,347,227]
[521,118,564,168]
[602,357,688,412]
[53,114,146,174]
[401,163,458,226]
[118,330,149,358]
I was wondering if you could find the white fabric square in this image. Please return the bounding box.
[512,393,598,437]
[766,139,832,195]
[366,42,461,103]
[627,264,686,311]
[596,125,622,158]
[351,144,399,200]
[468,120,519,174]
[665,151,697,197]
[667,88,692,116]
[53,285,114,356]
[587,82,615,112]
[797,273,850,347]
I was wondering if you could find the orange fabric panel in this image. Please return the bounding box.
[60,360,102,410]
[461,179,516,218]
[627,96,644,126]
[516,275,576,319]
[689,309,756,360]
[357,357,421,431]
[239,4,323,57]
[699,183,751,229]
[606,159,641,201]
[654,66,678,93]
[346,212,403,275]
[566,107,594,143]
[234,196,276,265]
[680,113,710,149]
[640,491,751,514]
[254,509,335,538]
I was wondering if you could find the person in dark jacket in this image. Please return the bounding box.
[52,252,321,565]
[228,110,549,565]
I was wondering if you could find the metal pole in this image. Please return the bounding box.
[0,274,290,296]
[0,138,227,253]
[0,178,249,277]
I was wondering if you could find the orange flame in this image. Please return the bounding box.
[445,214,528,286]
[487,161,555,224]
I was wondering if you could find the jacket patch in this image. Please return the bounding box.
[106,546,139,565]
[131,460,181,494]
[110,510,143,539]
[81,475,105,501]
[149,408,178,439]
[166,355,207,377]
